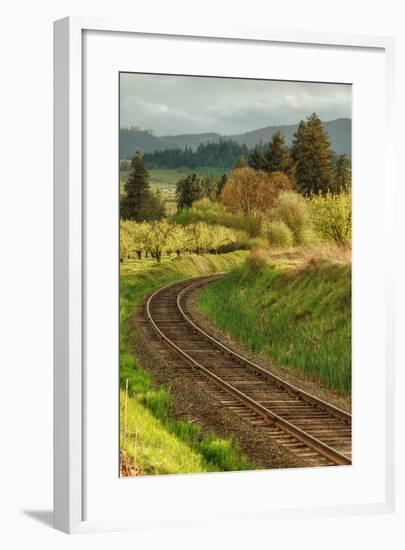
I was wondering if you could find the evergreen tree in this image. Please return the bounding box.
[143,139,251,170]
[202,174,218,201]
[291,113,334,196]
[332,154,352,193]
[176,173,204,209]
[217,174,228,198]
[120,150,163,220]
[263,131,295,179]
[233,155,247,169]
[248,144,264,170]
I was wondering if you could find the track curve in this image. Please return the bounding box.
[146,275,352,468]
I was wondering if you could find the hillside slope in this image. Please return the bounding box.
[120,118,351,159]
[197,249,351,395]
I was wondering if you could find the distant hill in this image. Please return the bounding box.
[120,118,351,159]
[228,118,351,156]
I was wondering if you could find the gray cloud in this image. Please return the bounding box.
[120,73,351,136]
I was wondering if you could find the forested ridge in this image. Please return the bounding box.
[120,117,351,161]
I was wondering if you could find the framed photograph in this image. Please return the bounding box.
[54,17,396,533]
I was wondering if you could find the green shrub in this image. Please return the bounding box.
[246,237,268,250]
[270,191,310,244]
[310,192,351,246]
[172,198,261,237]
[266,221,294,248]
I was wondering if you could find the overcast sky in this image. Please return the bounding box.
[120,73,351,136]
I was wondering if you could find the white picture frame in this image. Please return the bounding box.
[53,16,396,534]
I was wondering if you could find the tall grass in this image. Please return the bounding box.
[120,250,251,475]
[197,249,351,395]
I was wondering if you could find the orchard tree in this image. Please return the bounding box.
[263,132,295,180]
[120,220,150,261]
[210,225,237,253]
[120,222,132,262]
[166,223,187,257]
[131,221,150,259]
[145,219,175,263]
[120,150,164,220]
[291,113,334,196]
[185,222,211,254]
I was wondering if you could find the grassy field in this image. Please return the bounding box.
[120,250,250,475]
[197,245,351,395]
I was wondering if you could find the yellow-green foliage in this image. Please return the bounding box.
[173,198,260,238]
[120,220,150,260]
[120,224,132,261]
[266,220,294,248]
[269,191,310,244]
[144,219,177,262]
[120,217,245,262]
[310,192,351,246]
[184,222,238,254]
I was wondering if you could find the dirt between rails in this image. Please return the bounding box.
[133,299,303,470]
[186,286,352,414]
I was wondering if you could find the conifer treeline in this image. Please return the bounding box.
[143,140,249,169]
[248,113,351,196]
[120,113,351,222]
[141,113,351,196]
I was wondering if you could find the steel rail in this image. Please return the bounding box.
[177,278,352,425]
[146,276,351,467]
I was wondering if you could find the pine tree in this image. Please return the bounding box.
[291,113,334,196]
[263,131,295,180]
[217,174,228,198]
[332,154,352,193]
[120,150,163,220]
[248,144,263,171]
[121,151,150,221]
[175,173,204,209]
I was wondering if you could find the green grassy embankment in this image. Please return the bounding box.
[120,250,250,475]
[197,246,351,396]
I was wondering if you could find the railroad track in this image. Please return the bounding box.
[146,275,352,468]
